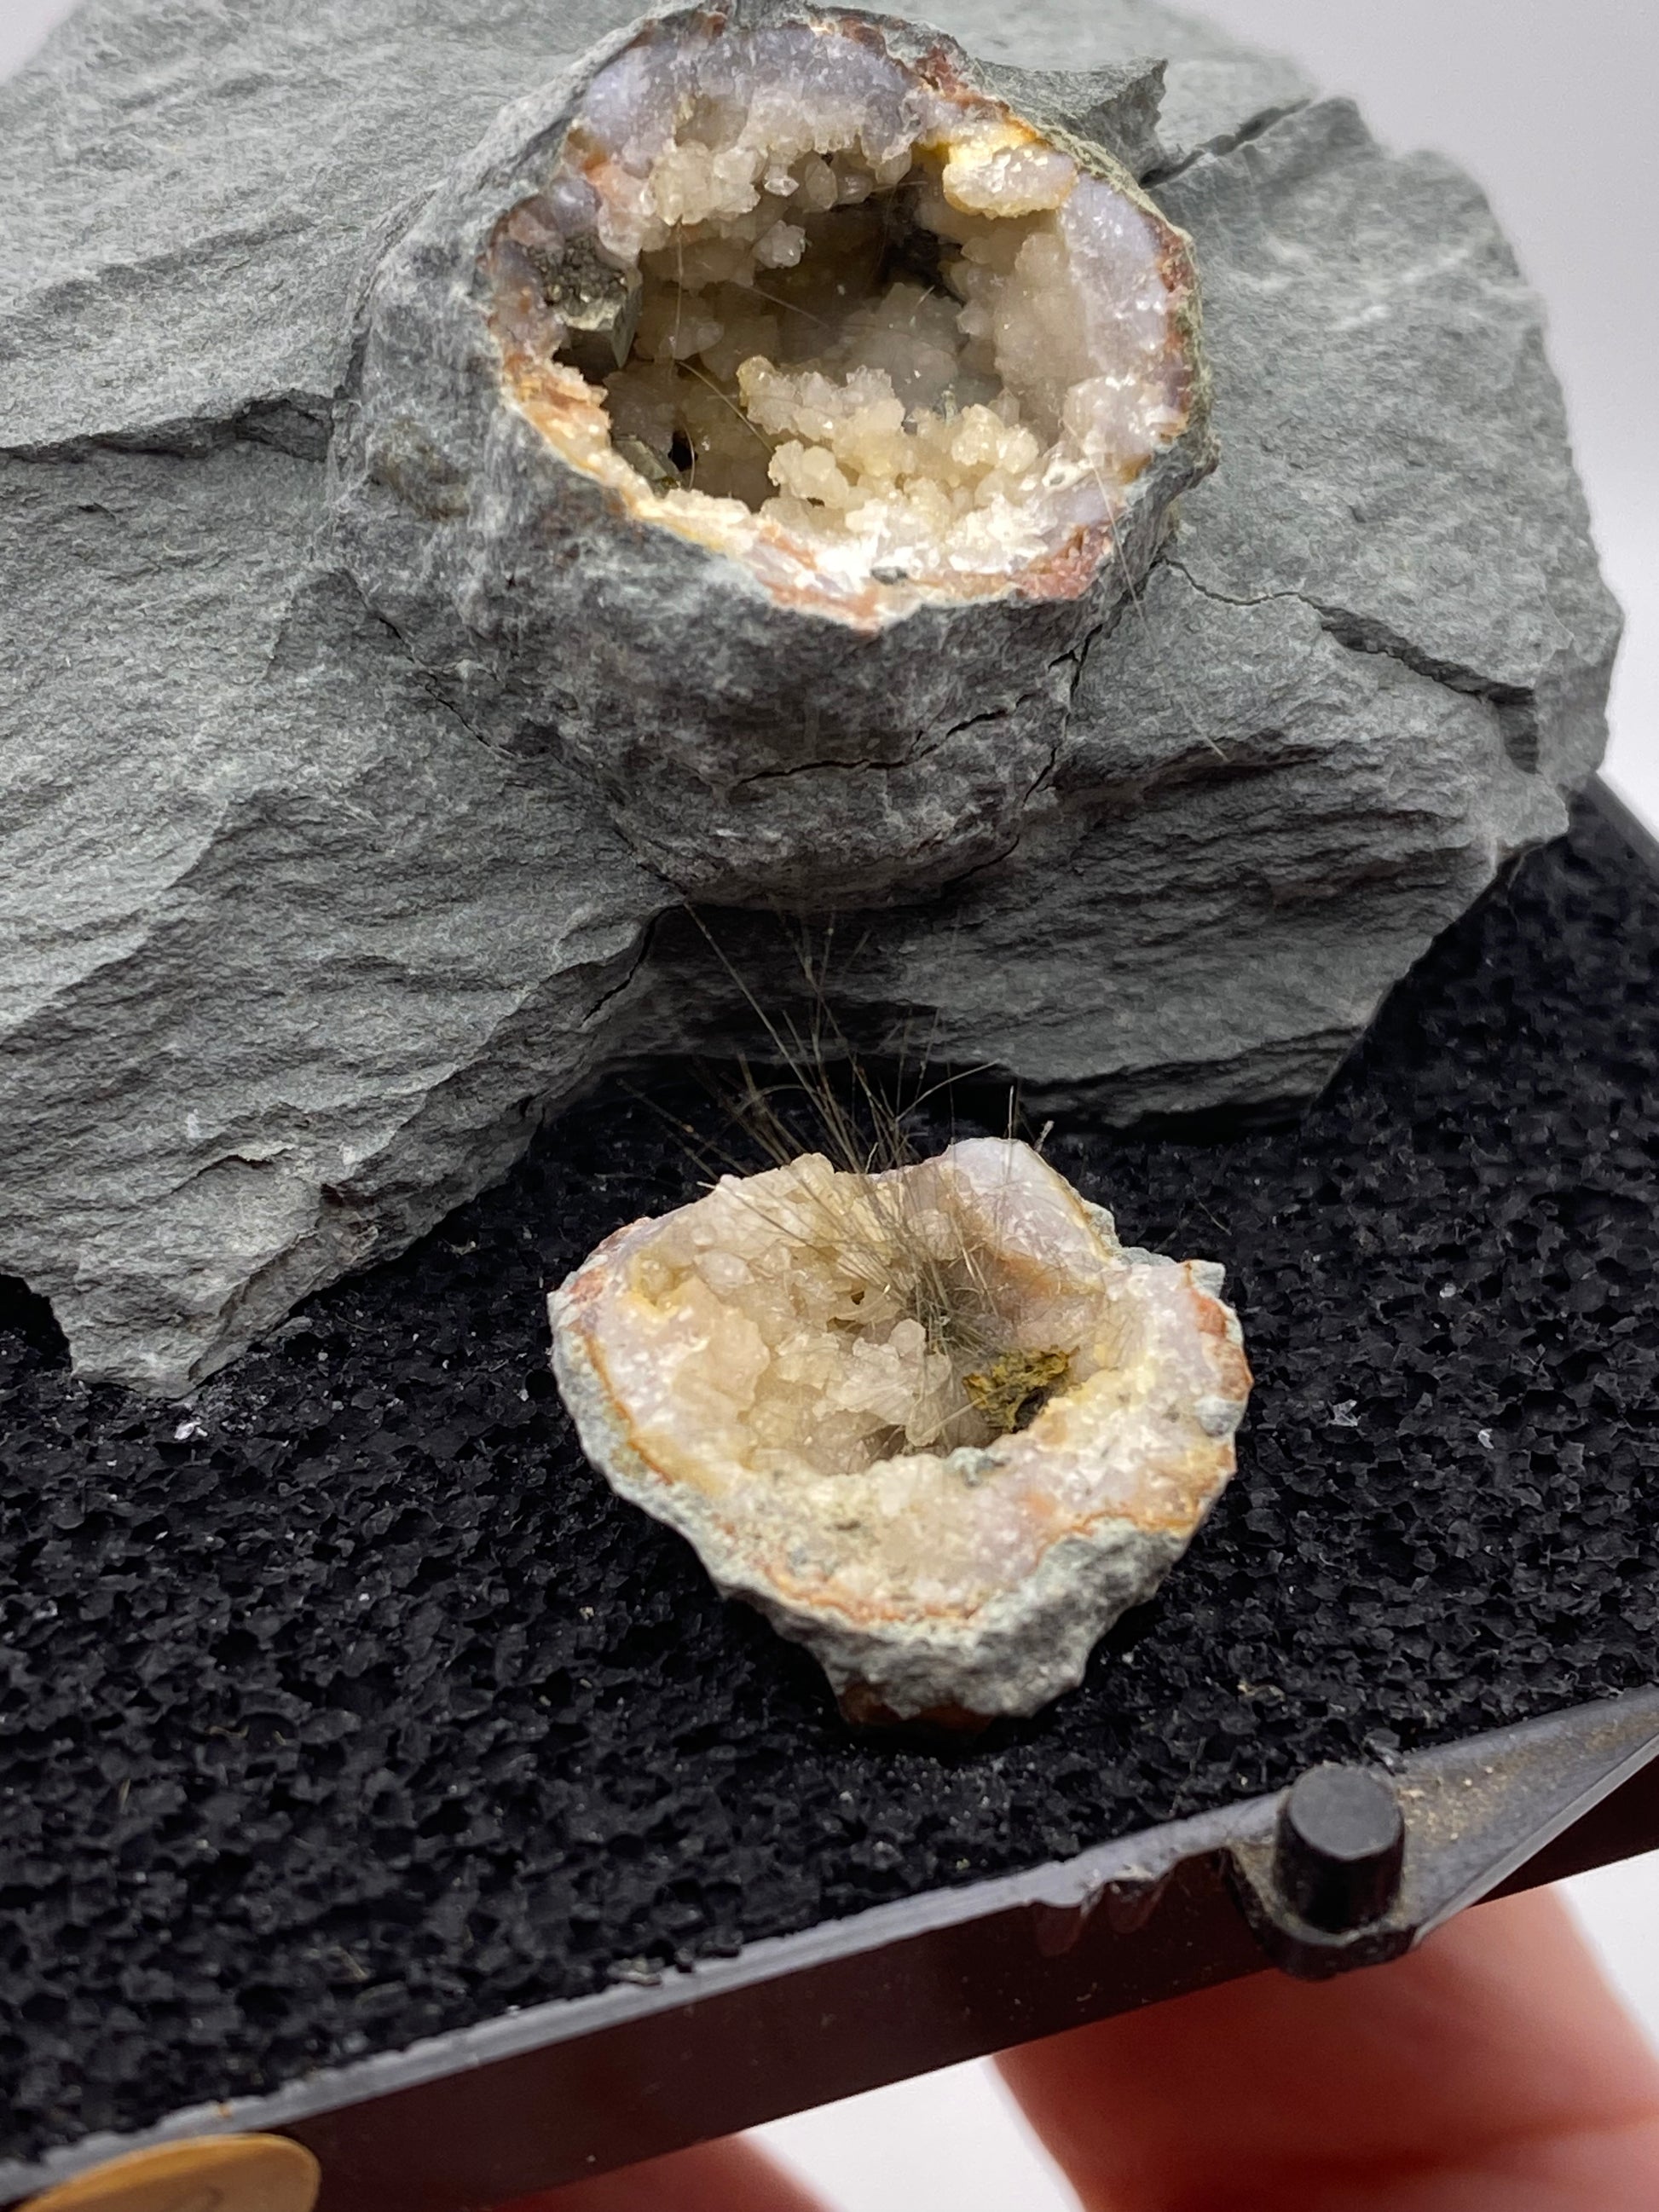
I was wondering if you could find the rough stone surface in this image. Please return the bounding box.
[0,0,1620,1393]
[550,1139,1250,1719]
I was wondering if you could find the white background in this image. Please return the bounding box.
[3,2,1656,2204]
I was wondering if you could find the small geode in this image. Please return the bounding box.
[550,1140,1251,1722]
[332,0,1211,904]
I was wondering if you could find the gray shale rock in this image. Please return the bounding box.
[0,0,1620,1394]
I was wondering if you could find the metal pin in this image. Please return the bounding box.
[1274,1764,1405,1933]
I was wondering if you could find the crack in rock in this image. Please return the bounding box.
[1142,93,1312,186]
[1165,556,1544,771]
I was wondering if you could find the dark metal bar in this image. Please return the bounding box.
[9,1686,1659,2212]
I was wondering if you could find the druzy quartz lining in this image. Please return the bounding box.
[485,14,1200,615]
[551,1140,1251,1724]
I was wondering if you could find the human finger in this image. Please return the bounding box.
[997,1886,1659,2211]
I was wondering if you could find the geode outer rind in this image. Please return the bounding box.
[330,1,1215,904]
[549,1140,1251,1719]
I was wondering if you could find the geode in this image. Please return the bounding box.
[333,3,1212,903]
[0,0,1620,1395]
[550,1139,1251,1721]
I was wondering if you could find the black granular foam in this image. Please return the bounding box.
[3,798,1658,2159]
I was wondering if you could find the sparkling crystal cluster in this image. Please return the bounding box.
[484,11,1201,618]
[552,1140,1251,1723]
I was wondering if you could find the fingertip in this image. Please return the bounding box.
[997,1888,1659,2211]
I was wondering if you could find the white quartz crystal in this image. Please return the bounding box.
[485,15,1200,621]
[550,1140,1251,1723]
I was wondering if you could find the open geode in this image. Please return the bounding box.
[333,3,1211,902]
[487,23,1195,604]
[550,1140,1251,1723]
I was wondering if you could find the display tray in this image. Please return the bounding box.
[2,786,1656,2171]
